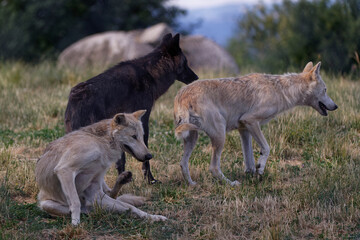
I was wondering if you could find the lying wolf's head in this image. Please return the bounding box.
[303,62,338,116]
[111,110,152,162]
[158,33,198,84]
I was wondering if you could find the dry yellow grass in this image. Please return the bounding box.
[0,62,359,239]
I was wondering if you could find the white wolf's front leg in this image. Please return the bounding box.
[180,131,198,186]
[239,128,256,174]
[242,121,270,175]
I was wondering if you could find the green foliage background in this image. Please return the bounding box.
[228,0,360,75]
[0,0,185,61]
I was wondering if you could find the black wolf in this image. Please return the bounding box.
[64,33,198,183]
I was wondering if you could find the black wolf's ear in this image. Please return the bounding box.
[167,33,181,56]
[160,33,173,47]
[172,33,180,47]
[113,113,127,126]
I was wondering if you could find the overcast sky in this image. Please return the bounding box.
[168,0,282,9]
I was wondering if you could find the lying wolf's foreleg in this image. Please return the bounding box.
[239,128,256,174]
[95,192,167,221]
[109,171,132,198]
[180,130,198,186]
[209,128,240,186]
[242,121,270,175]
[55,168,82,225]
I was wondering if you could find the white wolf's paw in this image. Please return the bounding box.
[149,214,167,222]
[230,180,241,186]
[245,168,256,175]
[255,164,264,181]
[256,164,264,174]
[189,181,197,186]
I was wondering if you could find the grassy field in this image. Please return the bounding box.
[0,62,359,239]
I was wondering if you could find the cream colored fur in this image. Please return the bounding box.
[36,110,167,225]
[174,62,338,186]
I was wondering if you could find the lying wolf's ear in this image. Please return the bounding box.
[132,110,147,120]
[113,113,127,126]
[303,62,313,73]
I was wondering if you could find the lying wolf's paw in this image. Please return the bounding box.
[71,218,81,226]
[118,171,133,185]
[149,214,167,222]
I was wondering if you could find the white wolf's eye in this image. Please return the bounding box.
[324,88,327,93]
[132,135,137,140]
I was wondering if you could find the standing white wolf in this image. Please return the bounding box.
[174,62,338,186]
[36,110,167,225]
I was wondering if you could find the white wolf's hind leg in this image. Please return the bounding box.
[208,128,240,186]
[180,130,198,186]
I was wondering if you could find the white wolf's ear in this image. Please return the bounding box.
[113,113,127,126]
[303,62,313,72]
[314,62,321,75]
[132,110,147,120]
[310,62,321,77]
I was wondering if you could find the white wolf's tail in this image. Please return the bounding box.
[175,123,199,140]
[174,93,201,140]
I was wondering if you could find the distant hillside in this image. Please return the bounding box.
[178,3,249,46]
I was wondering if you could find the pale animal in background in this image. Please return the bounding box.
[36,110,167,225]
[174,62,338,186]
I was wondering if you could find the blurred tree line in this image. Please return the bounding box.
[0,0,185,61]
[228,0,360,75]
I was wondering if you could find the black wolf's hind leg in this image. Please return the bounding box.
[116,152,126,175]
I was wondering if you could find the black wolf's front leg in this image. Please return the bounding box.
[141,114,159,184]
[115,152,126,175]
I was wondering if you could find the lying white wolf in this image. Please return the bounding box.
[174,62,338,186]
[36,110,167,225]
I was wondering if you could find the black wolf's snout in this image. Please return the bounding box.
[145,153,153,161]
[187,67,199,80]
[178,65,198,84]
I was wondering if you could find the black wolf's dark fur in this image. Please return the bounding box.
[64,33,198,183]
